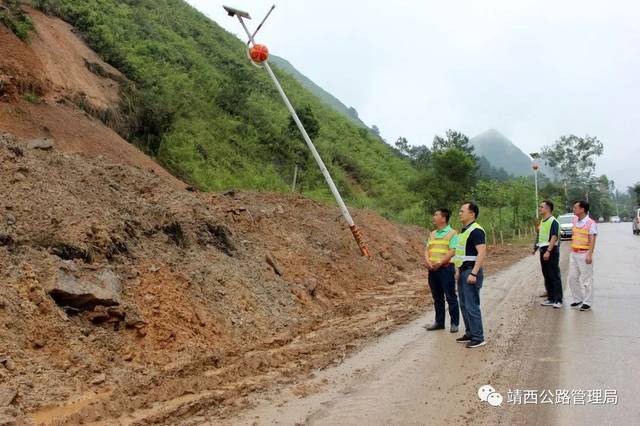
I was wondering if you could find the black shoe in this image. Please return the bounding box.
[466,340,487,348]
[424,323,445,331]
[580,304,591,311]
[570,302,582,307]
[456,334,472,343]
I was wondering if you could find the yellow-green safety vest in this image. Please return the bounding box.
[537,216,558,247]
[427,229,455,264]
[452,222,485,267]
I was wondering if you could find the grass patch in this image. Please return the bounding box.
[23,91,41,104]
[0,0,35,42]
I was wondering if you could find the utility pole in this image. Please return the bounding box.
[530,152,540,219]
[223,5,370,257]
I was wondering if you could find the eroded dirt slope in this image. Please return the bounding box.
[0,132,433,424]
[0,7,178,185]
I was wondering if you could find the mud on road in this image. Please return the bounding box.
[227,223,639,426]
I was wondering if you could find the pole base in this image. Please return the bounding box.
[350,225,370,257]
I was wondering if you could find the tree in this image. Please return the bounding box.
[541,135,603,182]
[432,129,477,160]
[541,134,603,210]
[414,148,476,212]
[395,137,431,169]
[477,156,510,181]
[395,136,410,154]
[630,183,640,206]
[475,180,509,228]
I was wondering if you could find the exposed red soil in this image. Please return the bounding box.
[0,8,528,425]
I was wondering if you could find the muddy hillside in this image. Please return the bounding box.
[0,131,431,424]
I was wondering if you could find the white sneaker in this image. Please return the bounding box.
[540,300,554,306]
[553,302,562,309]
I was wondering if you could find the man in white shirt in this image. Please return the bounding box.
[567,200,598,311]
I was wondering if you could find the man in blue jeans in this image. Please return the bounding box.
[424,208,459,333]
[452,201,487,348]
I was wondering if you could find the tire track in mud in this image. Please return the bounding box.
[230,254,541,426]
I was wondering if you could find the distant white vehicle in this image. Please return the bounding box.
[558,214,576,240]
[611,216,621,223]
[598,217,605,222]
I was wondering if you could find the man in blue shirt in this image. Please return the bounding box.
[453,201,487,348]
[532,200,562,308]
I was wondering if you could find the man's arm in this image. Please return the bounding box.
[586,234,597,264]
[424,239,434,270]
[543,221,559,259]
[472,244,487,276]
[439,232,457,265]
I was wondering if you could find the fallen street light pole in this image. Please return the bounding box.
[223,5,370,257]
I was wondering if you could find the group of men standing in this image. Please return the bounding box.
[534,200,597,312]
[422,199,598,349]
[424,202,487,349]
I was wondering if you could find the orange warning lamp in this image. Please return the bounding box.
[249,44,269,63]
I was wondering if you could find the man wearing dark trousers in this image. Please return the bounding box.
[453,202,487,349]
[424,208,459,333]
[533,200,562,308]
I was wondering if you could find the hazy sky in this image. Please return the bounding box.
[187,1,639,190]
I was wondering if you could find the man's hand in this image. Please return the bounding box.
[586,253,593,264]
[543,251,550,261]
[467,273,477,284]
[432,262,441,271]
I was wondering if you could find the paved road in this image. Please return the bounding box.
[229,223,640,425]
[491,222,640,425]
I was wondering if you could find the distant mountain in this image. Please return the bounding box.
[269,55,369,129]
[470,129,538,177]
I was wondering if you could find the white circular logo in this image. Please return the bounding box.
[487,392,504,407]
[478,385,496,402]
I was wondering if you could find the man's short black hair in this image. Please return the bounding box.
[574,200,590,213]
[435,208,451,223]
[542,200,554,211]
[463,201,479,218]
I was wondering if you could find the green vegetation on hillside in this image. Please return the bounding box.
[5,1,620,234]
[29,0,421,222]
[269,55,370,130]
[0,0,34,41]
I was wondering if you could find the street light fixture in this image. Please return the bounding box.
[223,5,370,257]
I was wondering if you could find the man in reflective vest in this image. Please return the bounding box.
[533,200,562,308]
[452,201,487,348]
[424,208,459,333]
[568,200,598,311]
